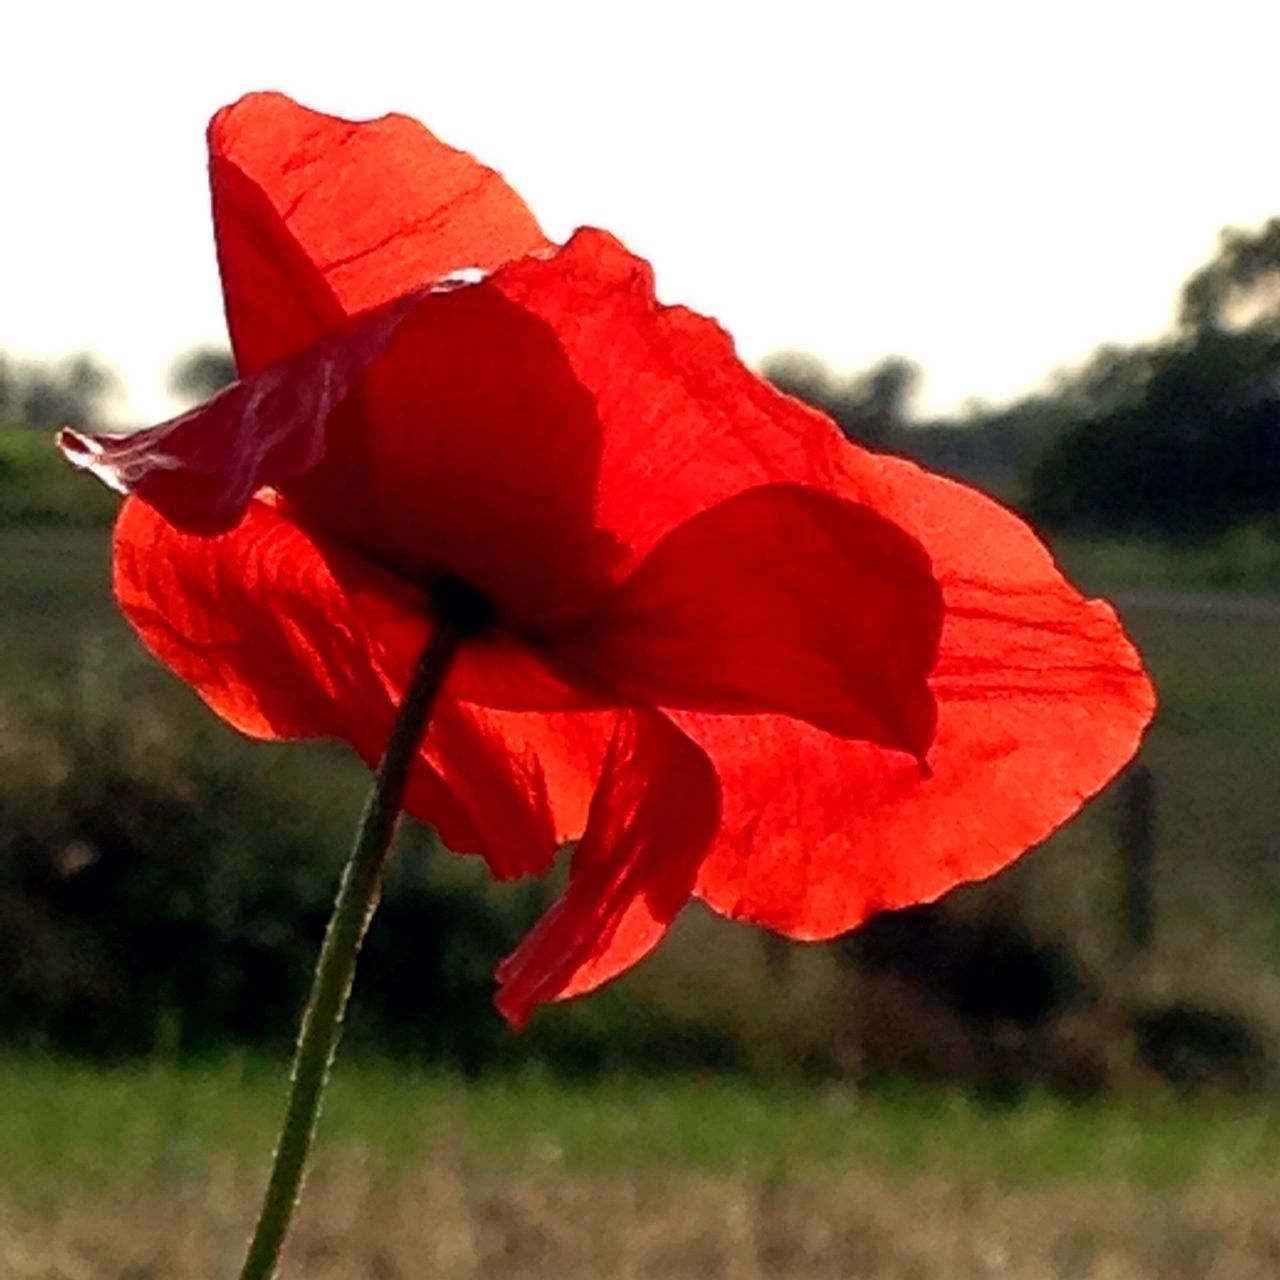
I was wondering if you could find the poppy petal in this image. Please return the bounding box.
[494,711,721,1027]
[283,274,622,625]
[113,494,403,741]
[552,483,943,757]
[282,227,872,627]
[490,228,850,573]
[208,91,548,372]
[420,700,616,881]
[111,497,603,881]
[206,94,841,598]
[683,457,1155,938]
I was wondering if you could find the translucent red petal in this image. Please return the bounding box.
[494,711,720,1027]
[285,227,873,630]
[208,92,548,373]
[552,483,943,756]
[112,496,609,882]
[685,455,1156,938]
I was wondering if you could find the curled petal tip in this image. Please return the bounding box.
[58,427,130,494]
[61,292,421,533]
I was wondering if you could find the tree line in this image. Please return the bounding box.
[768,217,1280,542]
[0,346,234,429]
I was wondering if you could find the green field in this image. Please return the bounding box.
[4,1058,1278,1192]
[2,1061,1278,1279]
[1055,524,1280,595]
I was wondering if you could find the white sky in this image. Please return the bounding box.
[4,0,1279,424]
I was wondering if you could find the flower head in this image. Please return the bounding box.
[62,93,1154,1026]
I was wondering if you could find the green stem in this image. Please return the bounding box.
[237,623,464,1280]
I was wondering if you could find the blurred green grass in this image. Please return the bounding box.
[2,1058,1278,1196]
[1054,524,1280,595]
[0,426,120,529]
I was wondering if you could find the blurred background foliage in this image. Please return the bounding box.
[0,219,1278,1105]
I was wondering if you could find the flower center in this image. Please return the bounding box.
[428,574,496,639]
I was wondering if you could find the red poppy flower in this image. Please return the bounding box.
[62,93,1154,1027]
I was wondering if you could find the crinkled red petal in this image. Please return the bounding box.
[684,455,1156,938]
[113,494,402,741]
[490,229,851,575]
[285,227,870,628]
[420,700,615,880]
[208,91,548,373]
[112,497,608,881]
[494,711,721,1028]
[552,483,943,757]
[283,268,625,625]
[206,95,848,607]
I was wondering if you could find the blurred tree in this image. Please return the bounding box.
[1049,342,1160,417]
[0,675,545,1064]
[865,355,919,416]
[1030,326,1280,538]
[12,352,119,429]
[1025,217,1280,539]
[1179,217,1280,333]
[764,351,920,447]
[0,352,15,421]
[764,349,1057,501]
[762,350,830,407]
[167,345,236,404]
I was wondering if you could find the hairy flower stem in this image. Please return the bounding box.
[237,622,465,1280]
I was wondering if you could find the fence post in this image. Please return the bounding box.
[1117,762,1156,953]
